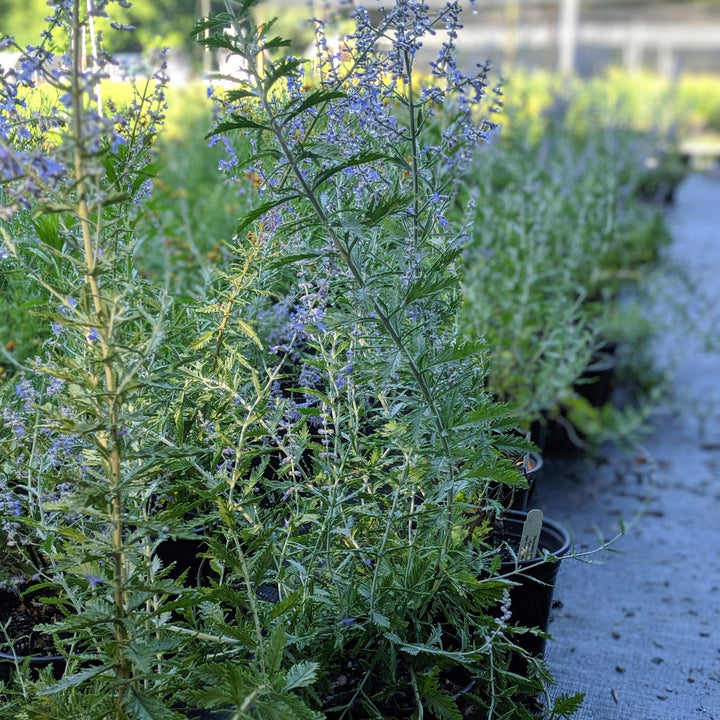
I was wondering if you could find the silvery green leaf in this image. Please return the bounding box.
[282,660,319,691]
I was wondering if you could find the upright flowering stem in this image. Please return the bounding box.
[214,0,473,568]
[70,0,131,704]
[404,51,421,251]
[400,46,458,547]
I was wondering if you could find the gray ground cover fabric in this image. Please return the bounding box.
[535,172,720,720]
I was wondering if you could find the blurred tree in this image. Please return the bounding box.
[0,0,51,48]
[103,0,202,52]
[0,0,321,62]
[0,0,204,53]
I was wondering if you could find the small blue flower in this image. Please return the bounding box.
[110,132,126,154]
[85,574,103,590]
[47,376,65,396]
[15,379,38,404]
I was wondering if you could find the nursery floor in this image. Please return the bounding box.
[535,171,720,720]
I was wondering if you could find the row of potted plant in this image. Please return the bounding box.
[459,113,672,459]
[0,0,672,718]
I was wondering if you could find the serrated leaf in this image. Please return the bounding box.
[261,35,293,51]
[188,329,217,351]
[126,688,182,720]
[236,318,263,349]
[33,215,62,250]
[421,339,482,370]
[266,251,323,269]
[283,660,318,691]
[235,195,301,235]
[282,89,346,125]
[223,88,257,102]
[311,151,387,190]
[216,504,237,536]
[267,623,286,678]
[209,113,269,136]
[268,694,324,720]
[551,692,585,718]
[455,403,514,426]
[404,273,456,305]
[190,14,233,39]
[263,57,304,91]
[267,590,301,621]
[37,663,109,695]
[424,688,463,720]
[197,34,238,53]
[364,194,410,224]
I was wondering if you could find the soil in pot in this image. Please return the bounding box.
[0,584,66,682]
[322,654,475,720]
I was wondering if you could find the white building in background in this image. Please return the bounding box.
[0,52,22,73]
[300,0,720,78]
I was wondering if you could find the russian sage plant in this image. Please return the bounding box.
[460,119,668,448]
[0,2,203,717]
[178,1,581,717]
[0,0,586,717]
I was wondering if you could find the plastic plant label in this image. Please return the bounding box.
[518,509,543,561]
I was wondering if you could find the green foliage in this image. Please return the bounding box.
[173,1,556,717]
[0,0,50,49]
[1,0,690,718]
[0,244,49,374]
[459,110,672,446]
[549,692,586,719]
[503,67,720,141]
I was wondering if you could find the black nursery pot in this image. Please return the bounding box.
[495,510,571,664]
[574,349,616,409]
[0,586,66,683]
[323,676,474,720]
[532,347,617,456]
[155,536,210,585]
[0,648,65,683]
[508,452,544,512]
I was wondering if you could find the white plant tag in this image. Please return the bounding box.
[518,509,543,562]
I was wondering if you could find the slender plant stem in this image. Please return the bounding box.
[71,0,130,710]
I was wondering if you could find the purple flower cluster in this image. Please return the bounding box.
[15,378,40,410]
[1,3,168,219]
[1,371,83,473]
[2,407,26,438]
[202,0,503,499]
[220,0,494,252]
[0,484,21,537]
[266,270,331,357]
[1,25,67,215]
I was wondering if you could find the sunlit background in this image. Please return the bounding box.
[1,0,719,366]
[2,1,720,77]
